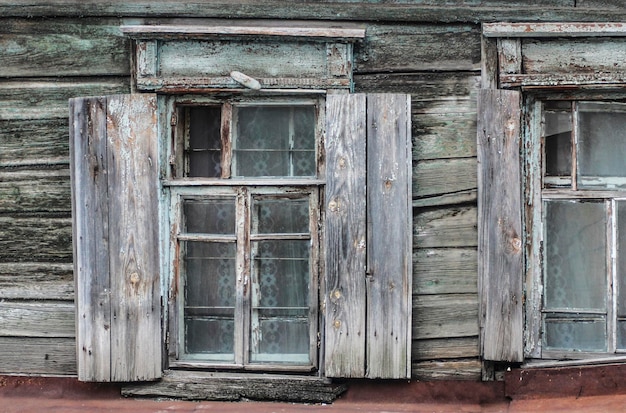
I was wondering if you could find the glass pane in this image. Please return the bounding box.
[254,198,309,234]
[183,198,235,234]
[578,102,626,188]
[544,200,606,311]
[544,102,572,177]
[618,320,626,350]
[618,201,626,317]
[544,317,607,352]
[183,241,236,360]
[233,106,316,177]
[186,106,222,178]
[251,239,310,364]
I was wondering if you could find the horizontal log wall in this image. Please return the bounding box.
[0,1,620,380]
[354,22,481,380]
[0,17,131,376]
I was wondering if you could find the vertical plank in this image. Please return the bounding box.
[366,94,412,379]
[70,96,111,381]
[477,89,524,362]
[106,94,161,381]
[324,93,367,377]
[497,38,522,75]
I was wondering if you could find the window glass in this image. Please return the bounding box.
[544,101,572,178]
[544,317,607,352]
[544,200,607,312]
[183,198,236,234]
[233,106,316,177]
[187,107,222,177]
[184,241,236,360]
[578,102,626,188]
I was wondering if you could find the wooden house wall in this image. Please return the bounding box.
[0,1,624,380]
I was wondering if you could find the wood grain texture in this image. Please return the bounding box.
[366,93,412,379]
[0,217,72,262]
[71,94,161,382]
[413,157,477,199]
[122,370,347,403]
[413,205,477,249]
[0,118,69,167]
[412,337,479,360]
[522,38,626,75]
[0,169,71,214]
[413,248,477,295]
[412,294,478,340]
[0,79,130,121]
[8,2,616,23]
[477,89,523,362]
[0,18,129,77]
[354,24,481,73]
[412,358,481,380]
[0,301,75,338]
[105,94,161,382]
[70,96,111,381]
[0,337,76,375]
[324,93,367,378]
[0,263,73,300]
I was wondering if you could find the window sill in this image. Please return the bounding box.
[121,370,346,403]
[522,355,626,369]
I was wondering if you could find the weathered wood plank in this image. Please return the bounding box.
[354,24,481,73]
[366,93,412,379]
[0,169,71,214]
[0,79,130,120]
[412,190,477,208]
[477,89,523,363]
[414,206,477,249]
[413,157,477,199]
[0,18,129,77]
[324,93,367,378]
[0,217,72,263]
[412,294,478,340]
[412,359,481,380]
[0,118,69,167]
[355,72,479,99]
[10,3,626,23]
[122,370,347,403]
[413,112,477,161]
[0,301,75,338]
[523,38,626,75]
[413,248,477,295]
[412,337,479,360]
[71,94,161,382]
[70,96,111,382]
[0,263,73,300]
[0,337,76,375]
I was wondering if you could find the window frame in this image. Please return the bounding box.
[524,94,626,360]
[161,93,326,372]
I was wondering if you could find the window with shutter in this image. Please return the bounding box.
[480,23,626,367]
[70,24,412,383]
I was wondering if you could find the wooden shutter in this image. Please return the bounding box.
[324,93,412,378]
[70,94,161,381]
[477,89,524,362]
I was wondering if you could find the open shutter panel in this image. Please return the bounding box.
[324,93,412,379]
[70,94,161,382]
[477,89,524,362]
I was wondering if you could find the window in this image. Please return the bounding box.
[165,97,324,369]
[479,23,626,366]
[70,25,412,384]
[533,100,626,357]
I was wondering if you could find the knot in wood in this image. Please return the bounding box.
[338,157,347,169]
[328,199,340,212]
[129,272,140,284]
[333,320,341,329]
